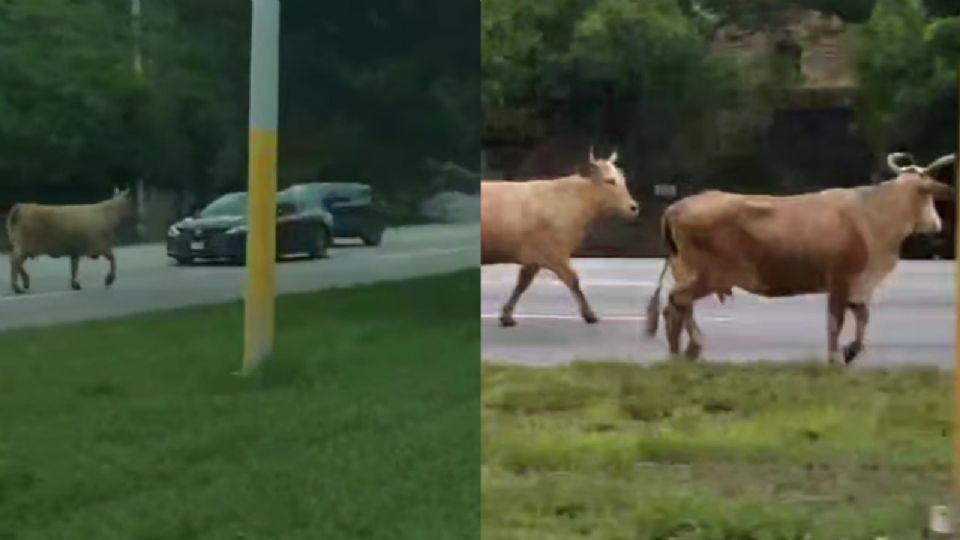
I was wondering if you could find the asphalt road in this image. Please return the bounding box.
[482,258,955,368]
[0,223,479,332]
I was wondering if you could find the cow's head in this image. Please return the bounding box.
[582,147,639,220]
[111,186,139,223]
[887,152,955,234]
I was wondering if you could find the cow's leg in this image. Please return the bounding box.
[683,312,706,360]
[69,255,81,290]
[499,264,540,327]
[667,276,711,360]
[10,249,30,294]
[843,302,869,364]
[18,260,29,291]
[662,303,684,356]
[545,259,597,324]
[826,288,848,365]
[104,250,116,287]
[9,249,23,294]
[17,255,29,291]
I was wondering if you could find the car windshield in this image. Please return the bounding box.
[277,190,297,205]
[200,193,247,217]
[277,190,299,214]
[199,192,298,218]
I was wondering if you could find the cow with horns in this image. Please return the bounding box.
[644,152,955,364]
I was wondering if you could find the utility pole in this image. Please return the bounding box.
[953,63,960,496]
[131,0,142,75]
[131,0,146,236]
[240,0,280,375]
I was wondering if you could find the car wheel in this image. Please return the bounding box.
[308,228,330,259]
[174,256,193,266]
[361,228,383,246]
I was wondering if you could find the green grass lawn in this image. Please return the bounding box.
[482,361,953,540]
[0,269,479,540]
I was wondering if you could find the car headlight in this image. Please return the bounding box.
[226,226,246,235]
[167,224,181,237]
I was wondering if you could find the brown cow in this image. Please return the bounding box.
[8,187,137,294]
[482,148,640,326]
[644,152,955,364]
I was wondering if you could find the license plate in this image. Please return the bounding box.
[190,240,204,250]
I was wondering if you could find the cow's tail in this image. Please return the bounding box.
[644,212,677,338]
[6,204,19,229]
[5,204,20,250]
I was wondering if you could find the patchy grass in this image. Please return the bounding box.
[0,269,479,540]
[482,361,952,540]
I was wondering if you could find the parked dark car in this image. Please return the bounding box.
[166,190,334,265]
[283,182,387,246]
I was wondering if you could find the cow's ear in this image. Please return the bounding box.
[921,179,954,202]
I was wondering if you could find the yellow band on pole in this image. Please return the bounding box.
[240,0,280,375]
[242,129,278,374]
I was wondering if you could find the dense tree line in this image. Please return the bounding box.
[482,0,959,191]
[0,0,479,206]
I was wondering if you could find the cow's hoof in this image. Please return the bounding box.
[71,282,81,291]
[685,342,702,360]
[105,275,116,287]
[499,316,517,328]
[843,342,862,365]
[583,312,599,324]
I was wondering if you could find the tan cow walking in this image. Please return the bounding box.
[7,187,137,294]
[482,148,640,326]
[645,152,955,364]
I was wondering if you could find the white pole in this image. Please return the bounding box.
[131,0,145,237]
[131,0,142,75]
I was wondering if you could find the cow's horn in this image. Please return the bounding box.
[588,145,597,164]
[921,153,956,175]
[886,152,915,174]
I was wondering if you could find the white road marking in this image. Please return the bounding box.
[0,291,76,302]
[481,279,657,287]
[480,313,734,323]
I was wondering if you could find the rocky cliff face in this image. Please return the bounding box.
[710,7,856,91]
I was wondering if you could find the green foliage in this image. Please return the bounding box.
[279,1,480,197]
[481,0,791,183]
[0,0,479,205]
[925,0,960,17]
[926,16,960,65]
[0,0,139,194]
[853,0,958,158]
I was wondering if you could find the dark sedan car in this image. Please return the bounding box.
[166,190,334,265]
[284,182,387,246]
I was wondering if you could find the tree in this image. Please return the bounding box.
[853,0,958,167]
[481,0,790,187]
[0,0,141,200]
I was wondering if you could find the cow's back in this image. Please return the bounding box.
[10,203,113,256]
[481,181,530,264]
[668,190,868,296]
